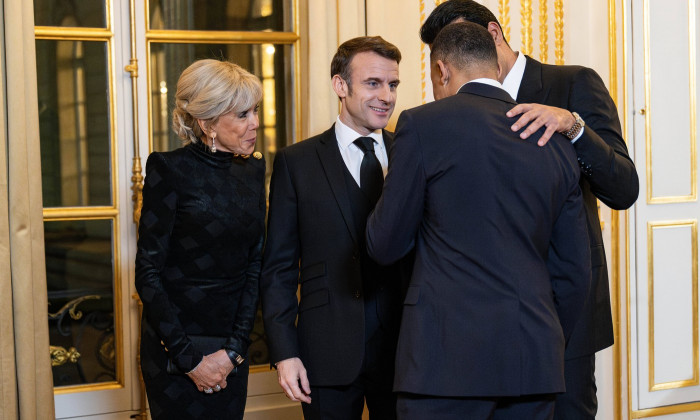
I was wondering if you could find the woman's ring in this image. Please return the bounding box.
[213,384,222,392]
[204,387,213,394]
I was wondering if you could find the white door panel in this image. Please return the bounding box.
[630,0,700,415]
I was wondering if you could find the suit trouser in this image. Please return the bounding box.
[554,354,597,420]
[396,393,556,420]
[301,324,397,420]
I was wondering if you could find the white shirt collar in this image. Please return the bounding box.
[501,51,527,100]
[334,116,384,150]
[456,78,506,93]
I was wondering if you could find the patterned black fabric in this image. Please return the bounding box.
[135,141,265,419]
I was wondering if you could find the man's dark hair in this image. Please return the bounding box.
[420,0,504,45]
[430,21,498,73]
[330,36,401,88]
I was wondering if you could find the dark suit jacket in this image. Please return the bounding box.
[366,83,591,397]
[260,126,404,386]
[518,56,639,359]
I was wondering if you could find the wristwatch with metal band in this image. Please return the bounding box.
[561,112,585,140]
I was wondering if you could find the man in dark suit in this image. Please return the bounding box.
[420,1,639,418]
[366,21,591,420]
[260,36,404,419]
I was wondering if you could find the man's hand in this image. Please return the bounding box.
[276,357,312,403]
[507,103,576,146]
[187,349,234,393]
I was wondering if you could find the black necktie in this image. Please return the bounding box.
[353,137,384,205]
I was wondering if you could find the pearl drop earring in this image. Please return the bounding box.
[210,132,217,153]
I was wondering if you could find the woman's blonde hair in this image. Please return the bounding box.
[172,59,263,145]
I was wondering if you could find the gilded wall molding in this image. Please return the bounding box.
[538,0,548,63]
[128,2,146,418]
[554,0,564,64]
[520,0,533,55]
[499,0,511,41]
[126,0,143,230]
[607,0,622,417]
[421,0,428,103]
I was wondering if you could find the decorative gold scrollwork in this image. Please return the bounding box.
[499,0,511,42]
[521,0,533,56]
[554,0,565,64]
[48,295,101,320]
[50,345,81,367]
[99,333,116,367]
[421,5,425,102]
[539,0,548,63]
[132,158,144,229]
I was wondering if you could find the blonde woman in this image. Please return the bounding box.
[135,59,264,419]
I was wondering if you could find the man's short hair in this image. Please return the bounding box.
[430,21,498,73]
[330,36,401,87]
[420,0,504,45]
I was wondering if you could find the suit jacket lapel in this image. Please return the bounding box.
[516,55,544,103]
[316,125,359,246]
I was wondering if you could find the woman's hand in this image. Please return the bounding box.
[186,349,235,393]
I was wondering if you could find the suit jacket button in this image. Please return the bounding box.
[353,290,361,299]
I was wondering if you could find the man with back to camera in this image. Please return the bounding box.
[260,36,405,419]
[421,1,639,418]
[366,21,591,420]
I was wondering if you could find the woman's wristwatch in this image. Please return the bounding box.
[225,349,245,367]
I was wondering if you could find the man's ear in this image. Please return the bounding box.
[331,74,348,99]
[437,60,449,86]
[487,21,505,46]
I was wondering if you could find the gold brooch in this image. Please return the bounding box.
[253,151,263,160]
[233,153,251,159]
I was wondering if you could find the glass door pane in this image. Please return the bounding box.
[36,39,112,208]
[33,0,107,28]
[148,0,292,32]
[46,219,118,387]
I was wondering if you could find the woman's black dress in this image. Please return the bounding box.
[135,142,265,419]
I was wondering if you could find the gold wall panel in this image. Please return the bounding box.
[646,220,698,392]
[643,0,697,204]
